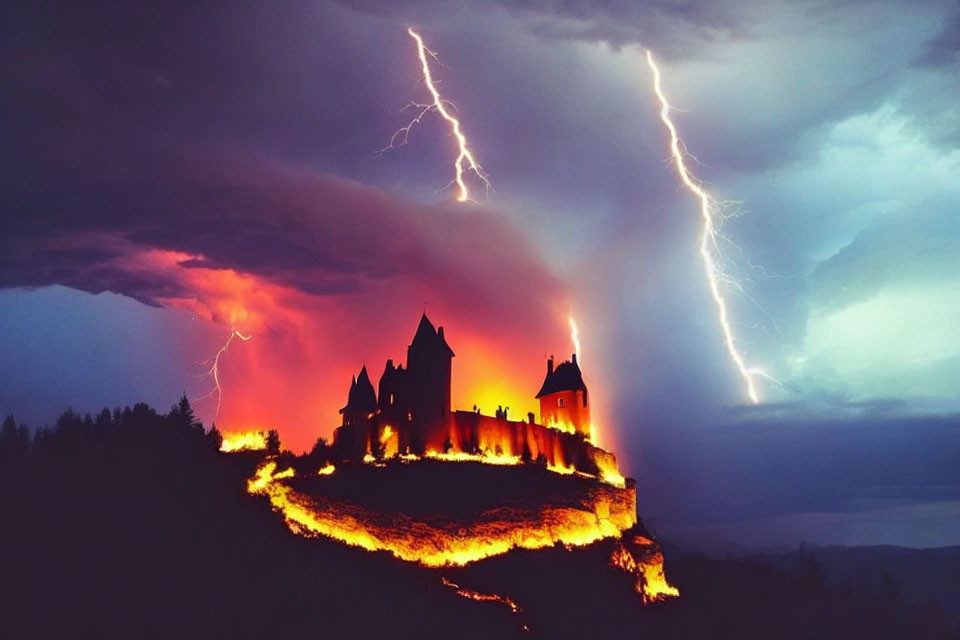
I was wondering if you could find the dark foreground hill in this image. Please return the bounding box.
[1,402,956,639]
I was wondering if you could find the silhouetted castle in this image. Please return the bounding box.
[333,314,619,479]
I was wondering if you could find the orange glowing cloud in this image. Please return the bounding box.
[57,161,582,453]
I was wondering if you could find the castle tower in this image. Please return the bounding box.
[340,365,377,426]
[377,359,407,414]
[336,365,377,459]
[406,313,454,454]
[377,358,410,454]
[536,354,590,437]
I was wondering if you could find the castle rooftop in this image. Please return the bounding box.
[536,354,587,398]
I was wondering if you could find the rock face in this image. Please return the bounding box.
[611,527,681,603]
[245,458,682,606]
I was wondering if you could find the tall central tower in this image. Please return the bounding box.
[406,313,455,453]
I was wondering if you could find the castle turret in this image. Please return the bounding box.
[377,359,406,412]
[536,354,590,437]
[335,365,377,460]
[340,365,377,425]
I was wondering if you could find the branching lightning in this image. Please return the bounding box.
[379,28,490,203]
[196,327,252,419]
[644,49,762,404]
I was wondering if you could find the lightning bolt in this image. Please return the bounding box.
[379,27,490,203]
[569,314,581,363]
[644,49,762,404]
[196,327,252,419]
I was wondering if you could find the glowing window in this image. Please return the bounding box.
[558,397,564,407]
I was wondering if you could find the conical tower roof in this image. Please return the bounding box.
[409,313,454,357]
[340,365,378,413]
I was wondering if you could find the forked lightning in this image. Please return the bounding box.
[645,49,764,404]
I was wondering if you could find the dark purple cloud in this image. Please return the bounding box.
[0,0,566,318]
[1,138,568,331]
[333,0,754,58]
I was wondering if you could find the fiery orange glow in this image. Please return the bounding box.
[424,449,521,466]
[542,416,597,442]
[389,444,623,486]
[377,425,399,458]
[638,551,681,603]
[121,249,568,453]
[381,28,490,203]
[644,49,762,404]
[219,430,267,453]
[393,407,626,487]
[452,335,542,424]
[247,462,294,493]
[420,450,586,481]
[247,461,636,567]
[595,454,626,488]
[610,535,680,604]
[317,464,336,476]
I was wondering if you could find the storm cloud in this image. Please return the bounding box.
[2,0,958,543]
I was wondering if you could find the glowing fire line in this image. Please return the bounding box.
[247,460,673,603]
[247,460,632,567]
[380,28,490,203]
[441,577,522,614]
[410,449,623,487]
[644,49,761,404]
[441,577,529,631]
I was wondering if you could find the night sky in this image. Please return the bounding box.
[2,1,958,548]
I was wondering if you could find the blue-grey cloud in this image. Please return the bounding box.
[917,10,960,67]
[632,400,960,546]
[810,202,959,311]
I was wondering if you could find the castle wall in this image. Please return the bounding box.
[446,411,617,477]
[336,408,623,488]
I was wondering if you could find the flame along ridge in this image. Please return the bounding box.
[245,458,678,604]
[219,430,267,453]
[247,460,633,566]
